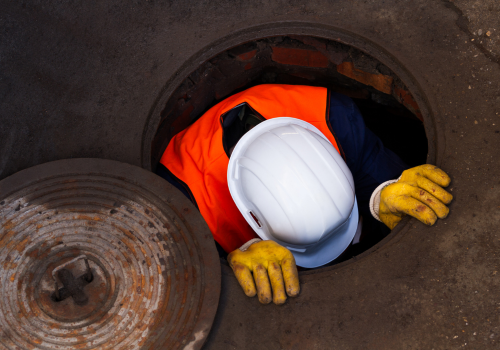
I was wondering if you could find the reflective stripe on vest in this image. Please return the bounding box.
[160,84,340,253]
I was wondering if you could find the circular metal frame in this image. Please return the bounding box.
[141,21,440,271]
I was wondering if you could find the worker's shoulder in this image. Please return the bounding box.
[329,91,355,108]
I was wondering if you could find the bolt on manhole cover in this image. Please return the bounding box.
[0,159,220,350]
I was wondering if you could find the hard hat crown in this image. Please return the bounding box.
[228,118,358,265]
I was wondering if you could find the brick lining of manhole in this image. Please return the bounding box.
[150,35,427,171]
[142,25,438,270]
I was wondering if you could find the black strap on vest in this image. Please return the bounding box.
[220,103,265,157]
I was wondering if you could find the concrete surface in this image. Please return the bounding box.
[1,0,499,349]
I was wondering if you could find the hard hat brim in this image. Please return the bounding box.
[291,197,359,268]
[227,117,358,268]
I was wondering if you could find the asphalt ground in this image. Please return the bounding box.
[1,1,500,349]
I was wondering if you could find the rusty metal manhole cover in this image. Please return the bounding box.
[0,159,220,350]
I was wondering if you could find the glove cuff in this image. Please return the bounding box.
[238,238,262,252]
[369,177,400,222]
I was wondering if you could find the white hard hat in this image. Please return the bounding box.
[227,117,359,268]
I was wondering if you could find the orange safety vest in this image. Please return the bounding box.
[160,84,341,253]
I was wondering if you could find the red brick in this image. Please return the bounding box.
[393,87,424,121]
[290,35,348,65]
[337,62,393,95]
[271,47,329,68]
[237,50,257,61]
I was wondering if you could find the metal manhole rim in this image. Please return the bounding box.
[140,21,442,275]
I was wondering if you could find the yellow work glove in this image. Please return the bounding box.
[227,240,300,305]
[380,164,453,229]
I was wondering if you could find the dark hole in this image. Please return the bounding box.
[353,98,427,167]
[249,211,262,228]
[152,35,428,266]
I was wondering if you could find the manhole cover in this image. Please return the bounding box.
[0,159,220,350]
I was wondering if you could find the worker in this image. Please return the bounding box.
[156,84,452,305]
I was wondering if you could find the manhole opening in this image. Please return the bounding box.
[151,35,428,265]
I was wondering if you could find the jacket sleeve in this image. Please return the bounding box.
[327,92,408,219]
